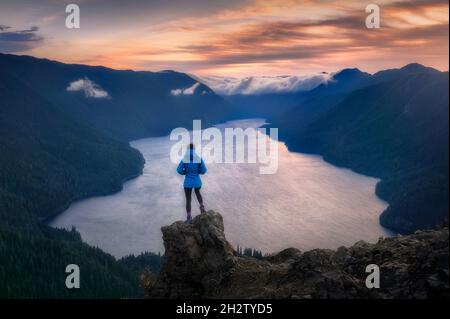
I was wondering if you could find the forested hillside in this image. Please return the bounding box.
[0,53,231,141]
[0,68,144,226]
[0,61,148,297]
[283,67,449,232]
[0,225,141,298]
[0,52,230,298]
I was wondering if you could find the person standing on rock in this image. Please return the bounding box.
[177,143,207,223]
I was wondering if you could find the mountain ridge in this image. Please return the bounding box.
[0,53,230,141]
[282,69,449,233]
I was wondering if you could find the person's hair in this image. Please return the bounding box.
[189,143,195,150]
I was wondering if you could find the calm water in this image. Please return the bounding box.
[50,119,392,258]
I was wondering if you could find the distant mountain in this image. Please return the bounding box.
[200,73,331,121]
[224,92,306,120]
[371,63,441,84]
[282,65,449,233]
[229,65,444,133]
[224,68,372,125]
[0,53,230,141]
[273,68,372,133]
[309,68,372,95]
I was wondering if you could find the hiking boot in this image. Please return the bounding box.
[200,205,206,214]
[185,213,192,224]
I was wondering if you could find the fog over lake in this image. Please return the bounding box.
[50,119,392,258]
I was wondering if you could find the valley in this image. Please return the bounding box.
[0,53,448,298]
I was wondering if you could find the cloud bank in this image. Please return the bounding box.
[171,82,200,96]
[1,0,447,75]
[193,74,330,95]
[66,78,109,98]
[0,24,43,52]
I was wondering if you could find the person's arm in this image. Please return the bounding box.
[199,159,207,175]
[177,161,186,175]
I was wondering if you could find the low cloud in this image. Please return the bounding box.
[66,78,110,98]
[171,82,200,96]
[194,74,330,95]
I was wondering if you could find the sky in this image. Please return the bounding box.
[0,0,448,77]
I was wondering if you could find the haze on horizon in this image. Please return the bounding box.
[0,0,448,77]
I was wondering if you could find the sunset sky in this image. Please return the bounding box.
[0,0,448,76]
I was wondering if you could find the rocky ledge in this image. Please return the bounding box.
[147,211,449,299]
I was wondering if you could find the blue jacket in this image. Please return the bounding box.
[177,149,207,188]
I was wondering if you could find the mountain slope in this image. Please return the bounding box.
[286,68,449,232]
[0,63,146,297]
[222,68,371,124]
[0,53,230,141]
[274,64,444,135]
[275,68,372,131]
[0,225,141,298]
[0,69,144,225]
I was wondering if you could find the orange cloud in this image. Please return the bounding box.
[23,0,448,76]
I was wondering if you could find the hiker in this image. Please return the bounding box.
[177,143,207,223]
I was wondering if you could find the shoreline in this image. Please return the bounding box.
[43,159,145,225]
[49,118,394,259]
[45,118,265,225]
[262,122,398,234]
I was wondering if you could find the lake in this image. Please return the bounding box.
[50,119,392,258]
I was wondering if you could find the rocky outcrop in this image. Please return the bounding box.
[147,211,449,299]
[149,212,236,298]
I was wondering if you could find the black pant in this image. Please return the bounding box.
[184,187,203,214]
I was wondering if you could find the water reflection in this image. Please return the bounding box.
[50,119,391,258]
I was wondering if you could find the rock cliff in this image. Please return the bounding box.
[147,211,449,299]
